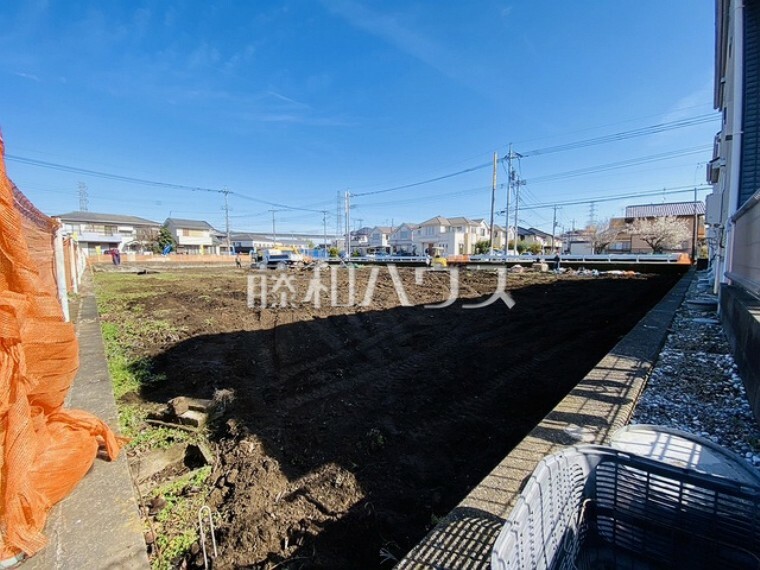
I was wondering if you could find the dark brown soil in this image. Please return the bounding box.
[108,267,680,569]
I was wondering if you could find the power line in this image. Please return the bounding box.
[526,145,712,184]
[5,154,317,212]
[351,160,492,197]
[521,114,717,157]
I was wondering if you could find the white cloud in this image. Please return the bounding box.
[13,71,40,82]
[322,0,463,81]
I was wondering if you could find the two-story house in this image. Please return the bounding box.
[389,223,418,254]
[412,216,510,255]
[56,211,160,255]
[368,226,392,254]
[516,226,561,253]
[164,218,218,255]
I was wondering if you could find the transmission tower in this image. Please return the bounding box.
[336,190,343,240]
[588,202,597,227]
[78,182,89,211]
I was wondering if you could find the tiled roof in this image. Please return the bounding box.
[420,216,451,226]
[56,211,159,226]
[625,201,705,218]
[165,217,214,230]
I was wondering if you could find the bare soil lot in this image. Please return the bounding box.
[96,266,680,569]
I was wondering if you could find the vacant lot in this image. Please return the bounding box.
[96,266,679,569]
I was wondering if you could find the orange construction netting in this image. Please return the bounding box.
[0,136,122,559]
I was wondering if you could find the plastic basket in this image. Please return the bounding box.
[491,446,760,570]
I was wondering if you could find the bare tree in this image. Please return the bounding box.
[587,219,621,254]
[629,216,691,253]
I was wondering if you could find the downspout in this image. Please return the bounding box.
[53,220,70,322]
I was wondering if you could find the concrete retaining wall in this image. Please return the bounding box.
[720,284,760,425]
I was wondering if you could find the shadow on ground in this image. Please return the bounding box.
[138,275,679,569]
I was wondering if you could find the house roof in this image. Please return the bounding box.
[446,216,471,225]
[371,226,393,233]
[164,217,214,230]
[625,201,705,218]
[419,216,451,226]
[351,226,373,236]
[516,226,553,239]
[56,211,159,226]
[229,232,273,241]
[528,227,553,239]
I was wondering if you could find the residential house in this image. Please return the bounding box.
[516,226,561,253]
[229,232,277,254]
[56,211,160,255]
[608,202,705,254]
[491,224,510,250]
[411,215,511,255]
[368,226,392,254]
[164,218,218,254]
[412,216,460,255]
[707,0,760,423]
[561,229,594,254]
[348,227,372,254]
[389,223,418,254]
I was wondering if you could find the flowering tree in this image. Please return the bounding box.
[587,219,621,254]
[629,216,691,253]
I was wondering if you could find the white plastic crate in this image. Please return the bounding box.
[491,446,760,570]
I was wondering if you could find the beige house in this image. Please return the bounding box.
[412,215,502,255]
[165,218,218,255]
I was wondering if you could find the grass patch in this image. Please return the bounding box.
[149,467,214,570]
[94,270,217,569]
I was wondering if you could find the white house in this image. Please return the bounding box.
[389,223,418,254]
[56,211,160,255]
[368,226,392,253]
[706,0,760,423]
[229,232,276,254]
[412,215,507,255]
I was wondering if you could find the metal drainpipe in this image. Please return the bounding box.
[53,221,70,322]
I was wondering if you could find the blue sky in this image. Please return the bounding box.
[1,1,717,237]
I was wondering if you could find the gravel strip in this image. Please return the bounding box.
[631,271,760,470]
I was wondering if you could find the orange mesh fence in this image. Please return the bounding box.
[0,137,122,559]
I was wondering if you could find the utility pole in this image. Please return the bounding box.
[505,145,523,255]
[551,204,558,252]
[488,151,497,255]
[336,191,343,243]
[513,176,525,255]
[222,188,231,255]
[344,191,351,255]
[692,186,699,264]
[270,209,277,245]
[78,182,89,211]
[505,145,513,254]
[322,210,329,257]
